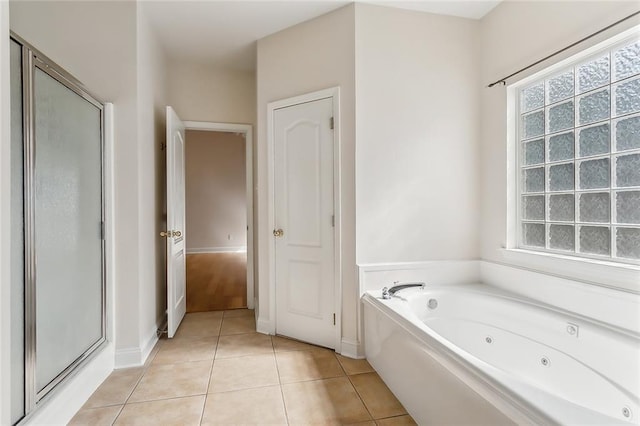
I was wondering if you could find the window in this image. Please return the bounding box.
[516,36,640,263]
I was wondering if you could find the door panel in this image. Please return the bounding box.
[274,97,335,348]
[166,106,187,338]
[285,122,322,247]
[33,67,103,393]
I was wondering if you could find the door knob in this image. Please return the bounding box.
[160,230,182,238]
[273,229,284,237]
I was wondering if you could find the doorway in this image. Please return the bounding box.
[183,122,254,313]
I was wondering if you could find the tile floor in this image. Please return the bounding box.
[70,309,416,425]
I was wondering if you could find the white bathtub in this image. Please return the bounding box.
[362,283,640,425]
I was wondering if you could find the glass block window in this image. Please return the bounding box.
[518,37,640,263]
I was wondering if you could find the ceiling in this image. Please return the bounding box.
[142,0,501,71]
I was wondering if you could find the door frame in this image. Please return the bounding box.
[266,87,342,350]
[182,121,254,310]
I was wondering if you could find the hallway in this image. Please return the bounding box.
[69,310,416,425]
[186,253,247,312]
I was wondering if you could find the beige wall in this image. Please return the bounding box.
[256,4,357,343]
[9,1,170,362]
[355,4,481,264]
[479,1,639,277]
[136,4,169,352]
[185,130,247,251]
[166,61,256,125]
[9,0,142,351]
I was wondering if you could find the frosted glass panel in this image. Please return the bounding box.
[616,191,640,224]
[549,194,574,221]
[577,55,610,94]
[547,71,574,104]
[550,224,575,251]
[578,158,609,189]
[614,41,640,81]
[523,223,545,247]
[548,101,574,133]
[578,123,609,157]
[615,115,640,152]
[616,227,640,259]
[523,139,544,165]
[616,153,640,187]
[579,192,610,223]
[521,83,544,113]
[548,132,574,161]
[579,226,610,255]
[523,196,544,220]
[34,69,103,392]
[10,39,25,425]
[523,167,544,193]
[522,110,544,139]
[578,88,610,125]
[549,163,574,191]
[614,77,640,117]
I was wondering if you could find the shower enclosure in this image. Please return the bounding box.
[10,33,106,424]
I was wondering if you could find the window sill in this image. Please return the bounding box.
[498,248,640,294]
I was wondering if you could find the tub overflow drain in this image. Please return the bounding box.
[485,336,493,344]
[541,357,550,367]
[622,407,631,419]
[428,299,438,310]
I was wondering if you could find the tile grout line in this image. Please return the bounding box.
[109,364,148,425]
[78,312,238,425]
[109,404,125,426]
[199,315,223,425]
[90,312,294,424]
[117,315,218,424]
[346,372,376,422]
[272,335,291,426]
[333,351,379,422]
[120,393,209,406]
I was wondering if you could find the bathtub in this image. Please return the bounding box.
[362,283,640,425]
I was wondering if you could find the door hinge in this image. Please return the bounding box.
[333,313,336,325]
[330,117,334,130]
[100,221,105,240]
[331,215,335,227]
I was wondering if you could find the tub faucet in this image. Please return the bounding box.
[381,281,426,299]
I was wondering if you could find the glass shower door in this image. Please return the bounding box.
[32,65,105,397]
[10,34,107,422]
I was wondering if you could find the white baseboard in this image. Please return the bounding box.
[114,326,159,369]
[340,338,365,359]
[141,325,159,364]
[256,317,273,335]
[25,343,114,425]
[186,246,247,254]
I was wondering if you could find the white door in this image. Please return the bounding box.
[274,97,335,348]
[165,106,187,338]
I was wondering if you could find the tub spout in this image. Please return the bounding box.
[381,282,426,299]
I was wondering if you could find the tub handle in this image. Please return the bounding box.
[381,282,426,299]
[381,287,390,299]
